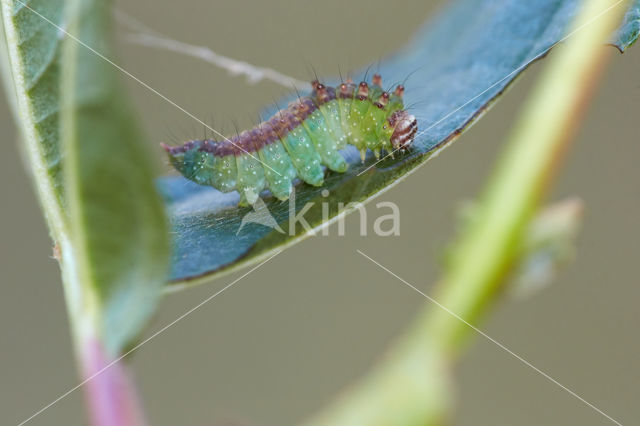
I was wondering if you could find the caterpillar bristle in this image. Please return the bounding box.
[339,82,354,98]
[357,81,369,99]
[313,82,332,104]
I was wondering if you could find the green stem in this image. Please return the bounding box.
[305,0,626,424]
[425,0,624,354]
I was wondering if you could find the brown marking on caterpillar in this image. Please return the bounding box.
[164,93,334,157]
[165,77,413,160]
[312,82,336,105]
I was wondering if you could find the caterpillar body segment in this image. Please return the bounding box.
[163,74,417,205]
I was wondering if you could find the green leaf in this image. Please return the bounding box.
[1,0,66,239]
[60,0,168,355]
[1,0,169,356]
[159,0,638,287]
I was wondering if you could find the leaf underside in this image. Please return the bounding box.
[2,0,65,217]
[160,0,639,287]
[61,0,169,355]
[2,0,169,355]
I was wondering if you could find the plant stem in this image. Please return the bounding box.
[305,0,626,424]
[78,336,147,426]
[2,0,164,424]
[57,241,147,426]
[425,0,624,354]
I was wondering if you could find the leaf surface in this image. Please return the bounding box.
[156,0,638,286]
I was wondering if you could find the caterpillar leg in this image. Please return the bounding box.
[318,99,348,149]
[236,153,266,206]
[258,141,296,201]
[282,127,324,187]
[344,83,372,161]
[304,110,348,173]
[208,151,238,193]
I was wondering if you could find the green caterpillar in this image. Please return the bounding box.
[162,74,417,205]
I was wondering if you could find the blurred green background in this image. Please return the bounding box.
[1,0,639,424]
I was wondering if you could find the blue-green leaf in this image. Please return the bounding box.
[161,0,638,287]
[613,0,640,50]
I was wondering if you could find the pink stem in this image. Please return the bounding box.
[79,337,147,426]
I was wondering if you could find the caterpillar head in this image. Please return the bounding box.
[388,110,417,150]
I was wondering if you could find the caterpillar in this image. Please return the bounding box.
[162,74,417,206]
